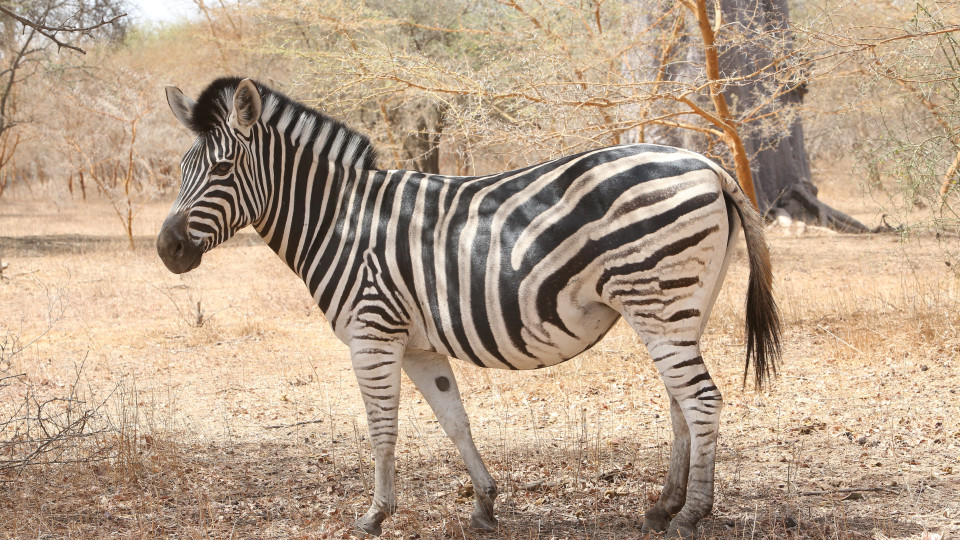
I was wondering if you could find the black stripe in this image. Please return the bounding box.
[672,356,705,369]
[661,277,700,290]
[355,348,394,356]
[691,385,718,398]
[356,361,396,371]
[680,372,713,388]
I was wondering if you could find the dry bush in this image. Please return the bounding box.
[796,1,960,261]
[0,278,106,471]
[0,364,116,472]
[0,6,287,199]
[0,274,186,537]
[251,0,799,193]
[0,361,193,538]
[0,278,117,493]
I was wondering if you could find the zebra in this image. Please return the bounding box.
[157,77,780,538]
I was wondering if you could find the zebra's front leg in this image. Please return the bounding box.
[401,351,498,530]
[351,341,404,536]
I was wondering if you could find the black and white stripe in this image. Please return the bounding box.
[158,77,781,538]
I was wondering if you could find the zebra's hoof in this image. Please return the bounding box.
[642,506,671,533]
[355,512,384,537]
[470,510,498,531]
[355,518,382,537]
[356,505,389,536]
[664,521,697,539]
[471,492,498,531]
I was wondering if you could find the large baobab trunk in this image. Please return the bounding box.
[718,0,869,232]
[401,101,447,174]
[382,98,448,174]
[630,0,869,231]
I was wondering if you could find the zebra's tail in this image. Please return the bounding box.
[717,170,782,389]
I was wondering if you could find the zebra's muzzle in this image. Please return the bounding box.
[157,211,203,274]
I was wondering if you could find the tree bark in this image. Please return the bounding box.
[718,0,870,232]
[401,101,447,174]
[382,98,447,174]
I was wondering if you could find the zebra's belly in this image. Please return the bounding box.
[512,301,622,369]
[408,299,622,370]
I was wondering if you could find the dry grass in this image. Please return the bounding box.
[1,189,958,539]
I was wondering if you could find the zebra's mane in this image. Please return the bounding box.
[189,77,379,170]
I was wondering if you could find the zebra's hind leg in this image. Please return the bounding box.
[646,339,723,539]
[401,350,499,531]
[641,396,690,533]
[351,341,405,537]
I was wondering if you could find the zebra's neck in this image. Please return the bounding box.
[251,121,380,315]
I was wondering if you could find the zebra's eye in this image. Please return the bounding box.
[210,162,233,176]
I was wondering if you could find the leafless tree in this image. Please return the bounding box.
[0,0,126,277]
[0,1,125,54]
[0,0,128,166]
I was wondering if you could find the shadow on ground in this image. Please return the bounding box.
[0,434,929,539]
[0,232,263,256]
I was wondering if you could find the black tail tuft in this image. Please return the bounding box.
[744,235,781,388]
[724,191,782,388]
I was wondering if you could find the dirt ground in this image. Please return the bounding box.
[1,185,958,539]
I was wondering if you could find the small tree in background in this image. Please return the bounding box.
[0,0,128,186]
[59,67,158,249]
[842,3,960,267]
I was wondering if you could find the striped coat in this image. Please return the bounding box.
[158,77,780,538]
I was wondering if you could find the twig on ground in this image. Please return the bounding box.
[799,487,898,496]
[264,418,325,430]
[815,324,864,355]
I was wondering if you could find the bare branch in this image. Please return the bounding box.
[685,0,759,209]
[0,5,126,54]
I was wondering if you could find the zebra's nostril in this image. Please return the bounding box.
[174,241,183,258]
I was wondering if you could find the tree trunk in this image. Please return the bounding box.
[718,0,870,232]
[624,3,704,149]
[389,99,447,174]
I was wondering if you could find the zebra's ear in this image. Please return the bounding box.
[231,78,262,130]
[165,85,196,131]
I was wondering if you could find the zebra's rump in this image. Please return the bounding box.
[361,144,732,370]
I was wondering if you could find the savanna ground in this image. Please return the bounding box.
[1,172,958,539]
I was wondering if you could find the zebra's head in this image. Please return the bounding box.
[157,78,264,274]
